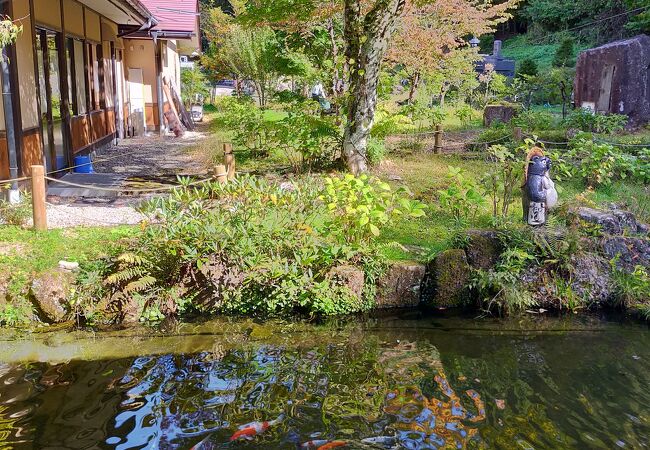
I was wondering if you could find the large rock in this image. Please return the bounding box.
[483,104,517,127]
[570,207,648,236]
[465,229,502,269]
[601,236,650,273]
[570,254,614,304]
[376,262,426,309]
[328,265,365,302]
[424,249,471,308]
[30,269,74,323]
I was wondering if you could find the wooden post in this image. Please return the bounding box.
[223,142,235,181]
[31,165,47,231]
[513,127,523,142]
[215,164,228,185]
[434,124,443,154]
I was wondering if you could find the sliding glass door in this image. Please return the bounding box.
[36,28,67,172]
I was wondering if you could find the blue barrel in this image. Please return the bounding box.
[55,155,67,170]
[73,155,95,174]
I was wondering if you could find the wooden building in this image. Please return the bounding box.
[0,0,199,180]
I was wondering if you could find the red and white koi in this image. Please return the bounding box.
[229,414,285,441]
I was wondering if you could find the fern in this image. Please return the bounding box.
[125,276,157,294]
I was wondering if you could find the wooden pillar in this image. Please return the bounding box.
[31,165,47,231]
[215,164,227,184]
[513,127,523,142]
[224,143,235,180]
[434,125,443,154]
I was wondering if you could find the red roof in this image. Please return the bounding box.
[139,0,199,33]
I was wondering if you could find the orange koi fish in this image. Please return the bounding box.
[229,414,285,441]
[317,441,347,450]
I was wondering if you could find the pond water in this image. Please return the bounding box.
[0,312,648,449]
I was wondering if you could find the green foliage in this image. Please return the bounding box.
[270,101,341,172]
[517,58,539,78]
[565,109,628,134]
[480,145,523,218]
[366,138,387,166]
[612,264,650,307]
[107,176,422,317]
[552,38,575,68]
[214,96,273,156]
[454,103,475,127]
[0,16,22,50]
[626,0,650,32]
[437,166,487,225]
[512,109,556,131]
[320,174,426,245]
[557,139,649,186]
[180,67,209,108]
[471,121,512,149]
[0,190,32,226]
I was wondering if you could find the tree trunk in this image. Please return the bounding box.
[342,0,406,174]
[328,19,343,97]
[407,71,420,104]
[440,85,449,110]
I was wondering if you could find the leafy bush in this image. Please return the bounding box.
[366,138,387,166]
[470,121,512,150]
[438,166,487,224]
[480,145,523,218]
[454,103,475,127]
[512,109,556,131]
[271,101,341,172]
[565,109,628,134]
[612,265,650,308]
[559,139,646,186]
[214,96,272,157]
[0,190,32,226]
[105,176,424,318]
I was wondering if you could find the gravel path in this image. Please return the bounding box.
[38,203,146,229]
[93,130,211,177]
[42,126,213,228]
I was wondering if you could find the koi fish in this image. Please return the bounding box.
[229,414,285,441]
[361,436,397,445]
[301,440,330,448]
[317,441,347,450]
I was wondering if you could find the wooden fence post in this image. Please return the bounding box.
[434,124,443,154]
[215,164,228,185]
[513,127,523,142]
[31,165,47,231]
[223,142,235,181]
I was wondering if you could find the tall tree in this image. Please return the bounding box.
[241,0,519,174]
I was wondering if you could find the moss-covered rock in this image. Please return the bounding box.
[424,249,471,308]
[465,230,502,270]
[376,261,426,309]
[327,265,365,302]
[29,269,74,323]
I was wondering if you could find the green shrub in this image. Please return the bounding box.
[512,109,556,131]
[562,139,645,186]
[565,109,628,134]
[612,265,650,309]
[438,166,487,225]
[480,144,524,219]
[271,101,341,172]
[0,190,32,226]
[366,138,387,166]
[106,175,424,318]
[214,96,272,157]
[471,121,512,149]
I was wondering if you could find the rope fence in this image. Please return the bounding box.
[1,142,237,231]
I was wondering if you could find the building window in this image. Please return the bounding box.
[96,44,105,109]
[73,40,87,115]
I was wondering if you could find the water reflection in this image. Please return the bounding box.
[0,315,647,449]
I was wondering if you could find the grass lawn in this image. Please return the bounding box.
[0,226,135,300]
